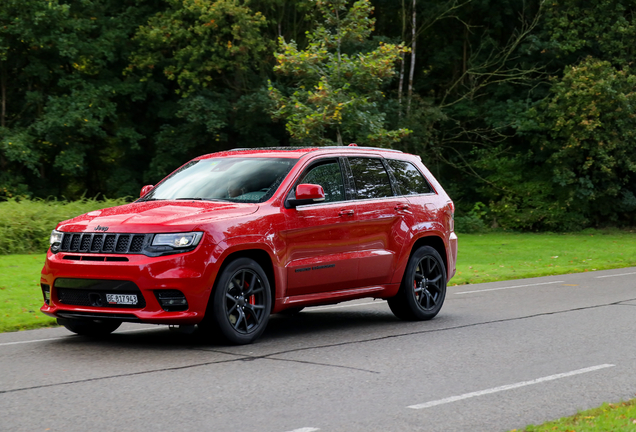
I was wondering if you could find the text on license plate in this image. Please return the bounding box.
[106,294,138,305]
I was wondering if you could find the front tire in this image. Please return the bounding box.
[204,258,272,345]
[57,318,121,336]
[388,246,447,321]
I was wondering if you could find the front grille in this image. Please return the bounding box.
[130,235,145,252]
[63,255,130,262]
[91,236,103,251]
[115,236,130,252]
[80,235,91,251]
[71,234,81,250]
[104,235,116,252]
[54,278,146,309]
[57,233,150,255]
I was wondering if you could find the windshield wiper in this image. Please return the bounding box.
[174,197,229,202]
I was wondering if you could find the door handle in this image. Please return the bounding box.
[338,209,355,217]
[394,203,410,211]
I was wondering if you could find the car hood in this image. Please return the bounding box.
[56,200,259,233]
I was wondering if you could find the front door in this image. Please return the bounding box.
[281,159,360,296]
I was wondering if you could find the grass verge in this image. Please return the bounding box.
[513,400,636,431]
[0,253,56,332]
[452,229,636,285]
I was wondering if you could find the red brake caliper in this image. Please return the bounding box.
[245,281,255,318]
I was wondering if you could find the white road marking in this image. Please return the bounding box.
[408,364,615,410]
[596,272,636,279]
[285,428,320,432]
[0,327,159,347]
[455,280,565,295]
[307,301,383,311]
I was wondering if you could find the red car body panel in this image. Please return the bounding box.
[41,147,457,327]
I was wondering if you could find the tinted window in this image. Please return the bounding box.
[140,157,297,203]
[387,159,432,195]
[297,161,345,203]
[348,158,394,199]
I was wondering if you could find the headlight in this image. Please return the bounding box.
[50,230,63,252]
[152,232,203,248]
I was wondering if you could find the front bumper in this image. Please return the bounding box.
[40,244,221,325]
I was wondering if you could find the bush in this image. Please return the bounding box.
[455,202,489,233]
[455,215,488,233]
[0,197,130,255]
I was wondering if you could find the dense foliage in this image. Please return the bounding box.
[0,197,128,254]
[1,0,635,230]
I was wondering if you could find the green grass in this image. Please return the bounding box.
[513,400,636,431]
[452,229,636,285]
[0,253,56,332]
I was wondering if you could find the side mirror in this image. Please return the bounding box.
[140,185,154,198]
[286,183,325,208]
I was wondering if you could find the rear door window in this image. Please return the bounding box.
[348,157,394,199]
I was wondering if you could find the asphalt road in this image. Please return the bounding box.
[1,267,635,432]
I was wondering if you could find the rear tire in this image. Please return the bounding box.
[388,246,447,321]
[202,258,272,345]
[57,318,121,336]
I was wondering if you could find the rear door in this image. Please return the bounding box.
[346,157,412,287]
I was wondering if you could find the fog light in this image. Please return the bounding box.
[41,284,51,305]
[155,290,188,312]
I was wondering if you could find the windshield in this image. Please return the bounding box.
[140,157,298,203]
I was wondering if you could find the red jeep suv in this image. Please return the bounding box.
[40,146,458,344]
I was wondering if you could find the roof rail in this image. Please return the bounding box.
[228,146,403,153]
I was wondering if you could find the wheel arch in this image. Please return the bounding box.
[215,249,277,312]
[410,235,448,277]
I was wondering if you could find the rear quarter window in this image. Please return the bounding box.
[387,159,433,195]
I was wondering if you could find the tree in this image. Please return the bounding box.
[540,0,636,67]
[0,0,153,199]
[268,0,410,147]
[532,57,636,226]
[129,0,282,179]
[480,1,636,230]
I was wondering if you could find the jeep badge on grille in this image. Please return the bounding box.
[94,225,109,232]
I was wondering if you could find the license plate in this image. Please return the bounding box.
[106,294,138,305]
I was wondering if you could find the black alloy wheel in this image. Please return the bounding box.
[388,245,447,321]
[206,258,272,345]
